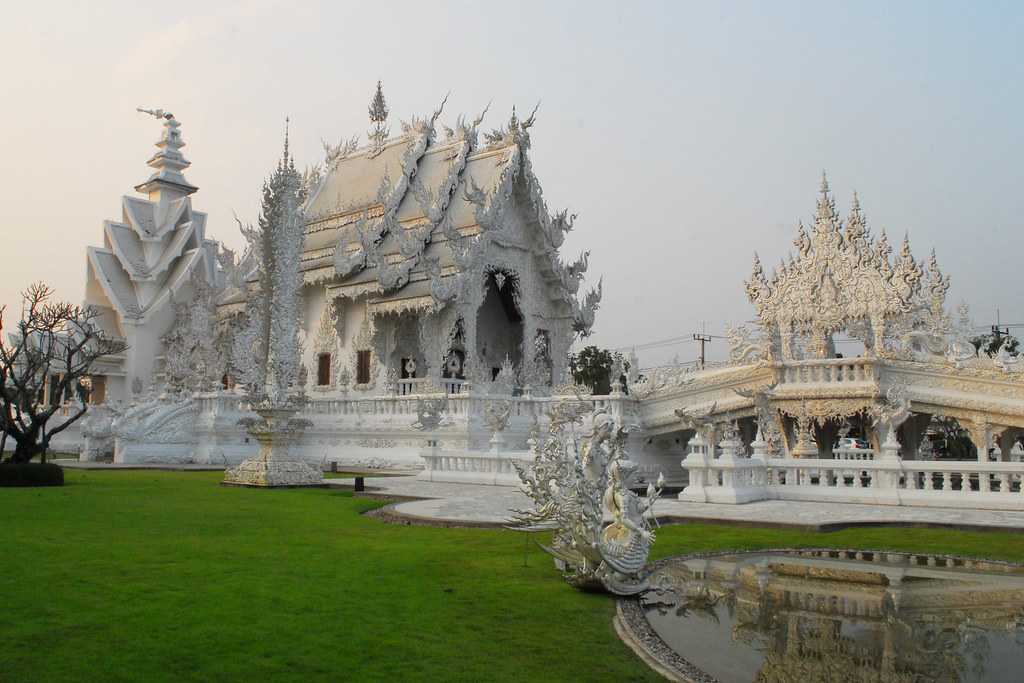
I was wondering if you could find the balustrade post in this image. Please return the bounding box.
[679,432,710,502]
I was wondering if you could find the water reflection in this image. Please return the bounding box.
[641,550,1024,682]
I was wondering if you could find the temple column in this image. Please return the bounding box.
[899,412,932,461]
[549,325,572,387]
[999,428,1019,462]
[417,313,444,387]
[739,416,757,456]
[965,421,993,462]
[816,419,839,458]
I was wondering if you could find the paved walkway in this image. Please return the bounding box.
[330,476,1024,531]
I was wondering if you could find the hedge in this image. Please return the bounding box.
[0,463,65,487]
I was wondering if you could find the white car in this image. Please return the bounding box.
[838,437,871,450]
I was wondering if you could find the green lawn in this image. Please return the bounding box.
[2,471,1024,682]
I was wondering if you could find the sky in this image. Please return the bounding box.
[0,1,1021,367]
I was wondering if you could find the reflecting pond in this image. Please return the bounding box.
[640,549,1024,682]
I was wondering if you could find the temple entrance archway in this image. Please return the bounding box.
[475,271,523,378]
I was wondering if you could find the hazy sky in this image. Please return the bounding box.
[1,1,1020,366]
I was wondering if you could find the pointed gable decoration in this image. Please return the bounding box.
[745,173,938,360]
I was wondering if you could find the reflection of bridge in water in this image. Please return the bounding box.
[638,549,1024,682]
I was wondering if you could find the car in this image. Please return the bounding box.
[838,437,871,450]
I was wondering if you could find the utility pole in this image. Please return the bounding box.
[992,308,1009,343]
[693,321,712,370]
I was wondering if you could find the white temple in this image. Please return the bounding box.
[63,88,1024,511]
[219,93,599,402]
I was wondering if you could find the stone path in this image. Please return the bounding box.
[332,476,1024,531]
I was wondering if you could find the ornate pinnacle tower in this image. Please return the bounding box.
[224,121,322,488]
[135,107,199,199]
[367,81,389,155]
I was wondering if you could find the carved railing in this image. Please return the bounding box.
[184,391,628,429]
[396,378,424,396]
[418,449,531,485]
[443,379,469,395]
[832,447,875,461]
[394,378,471,396]
[681,454,1024,509]
[776,358,879,386]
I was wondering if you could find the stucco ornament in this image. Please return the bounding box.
[412,396,451,430]
[994,337,1024,373]
[492,355,518,395]
[869,379,913,445]
[482,399,512,433]
[675,402,722,444]
[511,403,664,595]
[224,129,322,487]
[162,269,225,393]
[745,176,938,360]
[79,403,122,461]
[725,324,768,365]
[734,384,784,454]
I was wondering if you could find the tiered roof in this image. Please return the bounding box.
[257,88,599,331]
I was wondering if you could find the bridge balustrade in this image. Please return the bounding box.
[777,358,877,385]
[681,454,1024,510]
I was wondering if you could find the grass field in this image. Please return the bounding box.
[3,470,1024,682]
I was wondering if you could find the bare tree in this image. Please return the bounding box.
[0,283,128,463]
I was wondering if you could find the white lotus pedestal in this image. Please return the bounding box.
[222,406,324,488]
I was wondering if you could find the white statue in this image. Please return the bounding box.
[511,403,663,595]
[994,337,1023,373]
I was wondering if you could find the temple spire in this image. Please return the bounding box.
[814,170,839,233]
[367,81,389,155]
[846,191,866,241]
[134,107,198,199]
[283,116,290,166]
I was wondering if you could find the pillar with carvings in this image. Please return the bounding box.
[964,420,994,462]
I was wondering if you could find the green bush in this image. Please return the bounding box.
[0,463,64,487]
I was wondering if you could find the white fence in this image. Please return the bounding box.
[681,450,1024,510]
[417,445,530,486]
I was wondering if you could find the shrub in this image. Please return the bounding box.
[0,462,64,487]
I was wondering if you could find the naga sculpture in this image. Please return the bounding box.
[511,402,664,595]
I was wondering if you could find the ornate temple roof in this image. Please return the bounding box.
[271,86,600,332]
